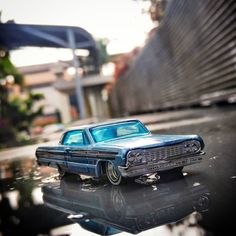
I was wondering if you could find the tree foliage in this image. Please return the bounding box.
[96,38,109,66]
[0,50,23,85]
[0,48,44,147]
[7,93,44,132]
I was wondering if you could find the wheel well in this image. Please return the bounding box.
[98,161,108,176]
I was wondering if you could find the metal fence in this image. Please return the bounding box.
[110,0,236,116]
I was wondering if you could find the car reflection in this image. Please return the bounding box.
[42,174,210,235]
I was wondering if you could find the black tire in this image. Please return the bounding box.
[158,166,183,175]
[106,162,125,185]
[57,166,66,179]
[173,166,184,172]
[158,167,184,181]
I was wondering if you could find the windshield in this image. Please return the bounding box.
[90,121,149,143]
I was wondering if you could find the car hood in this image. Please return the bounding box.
[97,134,203,150]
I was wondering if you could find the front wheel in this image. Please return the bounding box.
[106,162,124,185]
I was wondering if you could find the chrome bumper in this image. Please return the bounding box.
[118,151,205,178]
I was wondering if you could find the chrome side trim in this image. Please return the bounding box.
[70,150,117,159]
[37,148,117,160]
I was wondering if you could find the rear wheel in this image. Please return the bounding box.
[57,166,66,179]
[106,162,124,185]
[158,167,184,180]
[173,166,184,172]
[158,166,183,175]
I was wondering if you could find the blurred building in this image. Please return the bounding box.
[18,61,113,125]
[18,62,71,125]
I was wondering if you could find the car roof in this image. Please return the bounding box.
[67,119,142,131]
[59,119,146,144]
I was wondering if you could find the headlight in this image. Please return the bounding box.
[183,141,201,153]
[127,150,146,165]
[128,153,136,163]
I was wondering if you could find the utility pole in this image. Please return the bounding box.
[67,28,85,119]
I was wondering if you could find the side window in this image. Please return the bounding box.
[62,130,90,146]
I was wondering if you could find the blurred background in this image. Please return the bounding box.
[0,0,236,235]
[0,0,155,147]
[0,0,235,147]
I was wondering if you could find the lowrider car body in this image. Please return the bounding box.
[36,119,205,185]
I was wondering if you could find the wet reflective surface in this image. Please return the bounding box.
[42,173,210,235]
[0,107,236,235]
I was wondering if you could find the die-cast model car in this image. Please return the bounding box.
[36,119,205,185]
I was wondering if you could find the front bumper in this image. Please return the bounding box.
[118,151,205,178]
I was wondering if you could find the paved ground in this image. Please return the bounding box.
[0,105,235,235]
[152,105,236,235]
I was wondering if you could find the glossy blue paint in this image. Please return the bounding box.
[94,134,204,149]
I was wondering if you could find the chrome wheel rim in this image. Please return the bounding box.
[107,162,121,184]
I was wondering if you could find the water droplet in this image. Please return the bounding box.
[152,185,158,191]
[210,156,218,160]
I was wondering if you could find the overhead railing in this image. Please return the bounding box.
[0,23,98,119]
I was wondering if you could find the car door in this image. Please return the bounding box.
[62,130,89,174]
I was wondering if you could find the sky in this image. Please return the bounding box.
[0,0,153,67]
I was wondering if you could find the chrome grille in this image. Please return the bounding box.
[127,140,201,166]
[143,144,185,162]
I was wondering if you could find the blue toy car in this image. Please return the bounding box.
[36,119,205,185]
